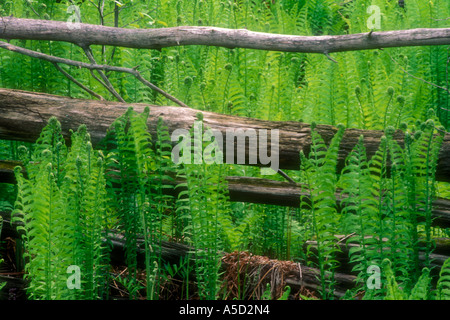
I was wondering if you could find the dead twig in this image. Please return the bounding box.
[0,40,189,108]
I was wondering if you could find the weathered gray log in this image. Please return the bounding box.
[0,211,356,300]
[1,17,450,53]
[0,89,449,182]
[226,176,450,229]
[3,211,450,300]
[1,160,450,229]
[304,237,450,277]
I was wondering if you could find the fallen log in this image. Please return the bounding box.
[0,160,25,185]
[3,211,450,300]
[1,161,450,229]
[0,245,355,300]
[220,251,355,300]
[0,89,449,182]
[1,17,450,54]
[226,176,450,229]
[304,237,450,277]
[3,208,449,275]
[0,214,356,300]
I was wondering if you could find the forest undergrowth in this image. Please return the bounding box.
[0,0,450,300]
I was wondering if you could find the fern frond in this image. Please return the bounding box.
[408,268,431,300]
[340,135,378,289]
[437,257,450,300]
[300,124,344,299]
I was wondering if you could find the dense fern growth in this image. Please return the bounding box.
[437,257,450,300]
[338,116,445,298]
[0,0,449,301]
[340,135,379,291]
[5,108,448,300]
[175,113,232,299]
[12,118,111,299]
[299,123,345,299]
[103,107,177,299]
[382,256,450,300]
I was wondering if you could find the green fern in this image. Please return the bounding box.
[104,108,143,283]
[340,135,379,290]
[175,113,232,300]
[13,143,70,299]
[104,107,178,299]
[300,123,345,299]
[383,259,407,300]
[12,119,111,300]
[409,268,431,300]
[437,257,450,300]
[383,259,433,300]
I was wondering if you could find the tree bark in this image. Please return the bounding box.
[1,88,449,182]
[225,176,450,229]
[0,209,356,300]
[2,210,450,300]
[1,17,450,53]
[2,161,449,229]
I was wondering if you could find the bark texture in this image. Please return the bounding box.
[1,89,449,181]
[1,18,450,53]
[1,160,449,229]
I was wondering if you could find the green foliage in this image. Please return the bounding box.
[103,107,177,299]
[300,123,345,299]
[0,0,449,301]
[437,257,450,300]
[4,108,448,301]
[174,114,232,299]
[382,258,448,300]
[2,0,448,128]
[0,183,16,213]
[12,118,111,300]
[262,283,291,300]
[340,135,379,289]
[338,116,445,298]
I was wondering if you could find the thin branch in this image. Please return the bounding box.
[81,45,125,102]
[53,62,104,100]
[277,169,296,184]
[324,51,338,63]
[0,40,129,73]
[24,0,41,18]
[0,40,189,107]
[134,73,189,108]
[88,68,109,88]
[384,49,450,95]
